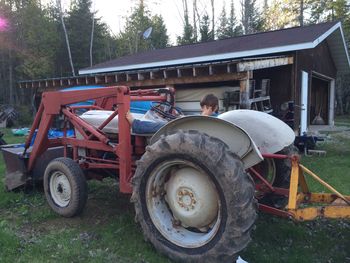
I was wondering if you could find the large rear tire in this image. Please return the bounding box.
[132,130,257,263]
[258,145,299,207]
[44,157,88,217]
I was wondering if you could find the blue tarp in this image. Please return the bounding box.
[61,86,153,113]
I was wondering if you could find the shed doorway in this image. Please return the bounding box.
[310,75,330,125]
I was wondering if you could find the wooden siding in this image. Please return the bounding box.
[294,41,336,131]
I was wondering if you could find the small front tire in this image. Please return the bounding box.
[44,157,87,217]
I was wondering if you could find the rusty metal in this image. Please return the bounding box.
[4,86,169,193]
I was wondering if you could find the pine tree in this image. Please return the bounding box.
[217,1,242,39]
[199,14,213,42]
[177,0,196,45]
[240,0,261,34]
[118,2,169,55]
[150,15,169,49]
[228,0,243,37]
[217,5,230,39]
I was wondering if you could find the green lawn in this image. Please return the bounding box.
[0,120,350,263]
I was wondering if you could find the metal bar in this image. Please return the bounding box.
[298,166,310,193]
[70,105,103,110]
[62,137,115,153]
[287,158,300,210]
[68,115,89,140]
[291,206,350,221]
[308,193,350,203]
[92,109,118,136]
[62,108,110,145]
[24,102,44,154]
[299,164,350,205]
[85,163,119,169]
[116,88,132,193]
[42,87,128,114]
[258,204,292,218]
[84,156,119,164]
[27,112,54,172]
[249,167,275,192]
[261,153,289,159]
[130,95,166,101]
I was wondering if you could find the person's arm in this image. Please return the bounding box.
[132,119,166,134]
[126,111,165,134]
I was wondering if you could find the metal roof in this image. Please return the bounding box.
[79,21,350,75]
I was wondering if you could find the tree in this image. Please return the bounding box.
[240,0,261,34]
[57,0,75,76]
[177,0,196,45]
[217,5,229,39]
[150,15,169,49]
[217,0,242,39]
[199,13,213,42]
[262,0,301,30]
[210,0,215,39]
[118,2,169,55]
[228,0,243,36]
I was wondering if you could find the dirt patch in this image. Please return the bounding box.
[17,179,135,243]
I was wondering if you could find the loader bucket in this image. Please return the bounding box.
[1,146,28,191]
[1,145,64,191]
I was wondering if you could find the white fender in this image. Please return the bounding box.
[218,110,295,154]
[151,116,263,169]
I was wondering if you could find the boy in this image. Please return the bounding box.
[200,93,219,117]
[126,93,219,134]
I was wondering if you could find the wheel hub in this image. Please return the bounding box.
[177,188,196,211]
[165,167,218,228]
[50,171,71,207]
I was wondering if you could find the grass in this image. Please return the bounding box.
[1,119,350,263]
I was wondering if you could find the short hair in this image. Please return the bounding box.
[200,94,219,112]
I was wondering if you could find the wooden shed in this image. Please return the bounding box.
[21,21,350,135]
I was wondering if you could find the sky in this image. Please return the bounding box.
[91,0,241,44]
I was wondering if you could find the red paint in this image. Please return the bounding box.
[24,86,170,194]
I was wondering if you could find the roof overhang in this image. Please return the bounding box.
[79,22,350,75]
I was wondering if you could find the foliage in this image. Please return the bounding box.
[199,13,213,42]
[217,0,242,39]
[0,0,115,107]
[177,0,196,45]
[118,2,169,55]
[262,0,304,30]
[240,0,262,34]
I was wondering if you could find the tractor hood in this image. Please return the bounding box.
[218,110,295,154]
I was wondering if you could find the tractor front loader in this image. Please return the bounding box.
[1,86,349,263]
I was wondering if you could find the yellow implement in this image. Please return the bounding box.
[287,156,350,221]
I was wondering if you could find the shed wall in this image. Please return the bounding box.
[294,41,337,131]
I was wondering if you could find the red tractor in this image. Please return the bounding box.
[2,86,349,262]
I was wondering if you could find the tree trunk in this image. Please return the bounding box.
[90,16,95,67]
[56,0,75,76]
[193,0,197,41]
[336,75,344,115]
[211,0,215,39]
[299,0,304,26]
[9,47,13,105]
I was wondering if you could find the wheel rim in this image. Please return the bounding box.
[49,171,72,207]
[145,159,221,248]
[254,158,276,185]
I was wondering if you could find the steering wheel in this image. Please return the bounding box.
[150,101,183,121]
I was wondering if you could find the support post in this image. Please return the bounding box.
[239,71,253,109]
[116,87,132,193]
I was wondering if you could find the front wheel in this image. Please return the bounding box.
[44,157,88,217]
[132,131,257,263]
